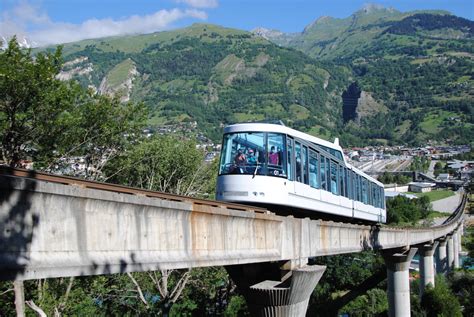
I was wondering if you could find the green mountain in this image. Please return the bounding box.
[51,23,349,142]
[45,5,473,146]
[257,5,473,145]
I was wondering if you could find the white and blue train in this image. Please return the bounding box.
[216,122,386,223]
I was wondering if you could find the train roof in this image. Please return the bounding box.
[223,122,383,187]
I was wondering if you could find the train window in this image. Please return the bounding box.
[346,169,351,199]
[381,187,386,209]
[326,157,331,193]
[368,182,372,206]
[219,132,265,175]
[373,185,378,207]
[378,187,382,208]
[354,174,361,201]
[287,138,294,181]
[267,133,286,177]
[320,154,327,191]
[357,175,362,202]
[362,178,368,204]
[309,150,320,189]
[330,161,339,195]
[339,165,345,197]
[375,186,380,208]
[219,132,287,178]
[302,146,309,185]
[295,142,302,182]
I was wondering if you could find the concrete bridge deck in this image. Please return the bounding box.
[0,170,465,281]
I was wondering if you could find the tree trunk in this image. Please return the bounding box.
[161,301,172,317]
[13,281,25,317]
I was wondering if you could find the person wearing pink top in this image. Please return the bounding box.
[268,146,279,165]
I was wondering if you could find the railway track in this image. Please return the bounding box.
[0,166,269,214]
[1,166,467,228]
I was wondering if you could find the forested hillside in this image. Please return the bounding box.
[49,24,349,142]
[257,5,474,145]
[38,6,474,146]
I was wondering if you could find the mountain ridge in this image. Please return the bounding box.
[27,7,473,146]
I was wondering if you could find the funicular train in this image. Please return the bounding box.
[216,122,386,223]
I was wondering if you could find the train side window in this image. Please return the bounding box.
[347,170,352,199]
[287,138,294,181]
[320,155,327,191]
[369,182,373,206]
[267,133,286,177]
[302,146,309,185]
[381,187,386,209]
[330,161,338,195]
[350,172,355,200]
[374,184,377,207]
[357,175,362,202]
[339,165,345,197]
[295,142,302,182]
[378,186,381,208]
[326,157,331,193]
[309,150,320,189]
[376,186,379,207]
[362,178,368,204]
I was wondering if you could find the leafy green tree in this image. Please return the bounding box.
[0,38,75,166]
[340,288,388,316]
[420,275,462,317]
[104,135,215,196]
[386,195,431,225]
[0,37,147,174]
[448,271,474,316]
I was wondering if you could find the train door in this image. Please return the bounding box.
[294,141,310,197]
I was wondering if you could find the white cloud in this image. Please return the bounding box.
[176,0,219,9]
[0,1,208,47]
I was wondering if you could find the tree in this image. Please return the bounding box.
[420,275,462,317]
[104,135,215,197]
[0,37,147,174]
[45,92,147,180]
[0,37,74,166]
[448,271,474,316]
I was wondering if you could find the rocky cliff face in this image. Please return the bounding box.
[342,83,387,123]
[98,59,138,103]
[57,57,94,81]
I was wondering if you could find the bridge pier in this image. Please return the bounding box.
[436,237,447,274]
[418,241,438,295]
[453,229,460,269]
[382,248,418,317]
[447,234,455,271]
[225,261,326,316]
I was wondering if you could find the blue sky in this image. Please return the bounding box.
[1,0,473,46]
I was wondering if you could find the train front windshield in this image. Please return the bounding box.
[219,132,287,178]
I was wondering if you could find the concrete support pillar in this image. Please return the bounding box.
[418,241,438,295]
[436,238,448,274]
[447,234,454,271]
[226,261,326,316]
[382,248,418,317]
[458,225,463,251]
[453,230,460,269]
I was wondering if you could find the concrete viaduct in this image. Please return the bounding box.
[0,169,467,317]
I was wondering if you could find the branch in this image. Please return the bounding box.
[25,300,47,317]
[127,272,149,309]
[0,288,13,296]
[170,269,191,303]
